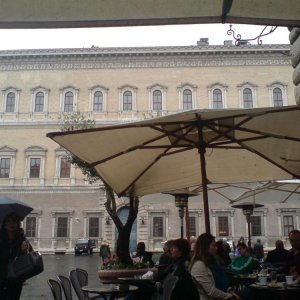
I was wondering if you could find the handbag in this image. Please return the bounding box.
[7,251,44,282]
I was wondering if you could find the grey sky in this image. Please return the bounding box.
[0,24,289,50]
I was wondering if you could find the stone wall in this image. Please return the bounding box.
[290,27,300,104]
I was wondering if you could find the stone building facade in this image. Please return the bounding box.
[0,41,298,253]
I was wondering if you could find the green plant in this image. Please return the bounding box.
[100,257,150,270]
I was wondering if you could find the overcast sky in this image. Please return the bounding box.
[0,24,290,50]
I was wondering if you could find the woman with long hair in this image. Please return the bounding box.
[0,213,32,300]
[189,233,240,300]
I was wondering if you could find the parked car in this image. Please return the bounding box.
[74,238,96,255]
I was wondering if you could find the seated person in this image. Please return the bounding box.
[228,242,254,275]
[157,239,174,276]
[215,240,231,270]
[157,238,199,300]
[133,241,154,267]
[264,240,289,268]
[285,230,300,276]
[190,233,240,300]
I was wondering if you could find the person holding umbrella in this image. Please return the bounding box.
[0,213,32,300]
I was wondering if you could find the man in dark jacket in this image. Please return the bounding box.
[265,240,289,267]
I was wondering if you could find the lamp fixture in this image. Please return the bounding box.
[105,216,110,225]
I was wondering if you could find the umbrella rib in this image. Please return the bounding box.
[219,123,300,143]
[119,127,192,195]
[207,123,300,179]
[90,125,191,166]
[209,135,268,147]
[150,123,199,146]
[207,115,254,144]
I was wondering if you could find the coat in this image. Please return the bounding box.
[0,228,31,300]
[190,260,233,300]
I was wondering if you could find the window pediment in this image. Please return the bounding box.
[147,84,167,91]
[0,146,17,153]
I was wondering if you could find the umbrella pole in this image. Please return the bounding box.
[197,120,211,234]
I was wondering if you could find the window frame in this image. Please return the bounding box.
[30,87,50,115]
[2,87,20,115]
[0,157,10,178]
[268,82,287,107]
[24,146,47,185]
[59,86,79,113]
[55,215,70,238]
[237,83,257,108]
[177,83,197,111]
[150,212,166,239]
[147,84,167,115]
[54,148,76,185]
[25,216,37,238]
[208,83,227,109]
[89,86,108,115]
[0,146,17,182]
[250,215,262,236]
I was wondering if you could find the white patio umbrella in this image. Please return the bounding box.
[232,180,300,204]
[47,105,300,233]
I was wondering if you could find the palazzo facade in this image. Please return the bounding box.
[0,39,298,253]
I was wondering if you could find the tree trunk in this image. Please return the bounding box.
[105,184,139,265]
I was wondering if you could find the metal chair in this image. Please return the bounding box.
[70,269,104,300]
[76,268,89,287]
[48,279,63,300]
[70,269,86,300]
[57,274,73,300]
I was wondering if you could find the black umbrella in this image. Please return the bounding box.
[0,196,33,224]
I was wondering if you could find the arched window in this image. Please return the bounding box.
[123,91,132,111]
[273,88,283,107]
[6,92,15,112]
[153,90,162,111]
[64,91,74,112]
[183,89,192,110]
[93,91,103,111]
[34,91,44,112]
[243,88,253,108]
[212,89,223,109]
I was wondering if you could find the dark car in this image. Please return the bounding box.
[74,238,96,255]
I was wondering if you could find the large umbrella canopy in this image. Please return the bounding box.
[47,105,300,232]
[0,0,299,29]
[0,196,33,224]
[232,180,300,204]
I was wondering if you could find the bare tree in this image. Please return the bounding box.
[59,112,138,264]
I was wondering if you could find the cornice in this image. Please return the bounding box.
[0,44,291,71]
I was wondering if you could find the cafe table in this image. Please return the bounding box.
[117,277,156,300]
[249,282,300,300]
[81,283,139,300]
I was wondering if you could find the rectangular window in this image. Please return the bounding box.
[25,217,37,238]
[30,158,40,178]
[189,216,197,237]
[60,157,71,178]
[153,216,164,238]
[56,216,68,238]
[283,215,294,236]
[251,215,262,236]
[89,217,99,237]
[0,158,10,178]
[218,216,229,236]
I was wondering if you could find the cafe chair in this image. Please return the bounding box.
[76,268,89,287]
[48,278,63,300]
[70,269,87,300]
[57,274,73,300]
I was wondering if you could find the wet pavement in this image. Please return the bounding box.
[21,253,102,299]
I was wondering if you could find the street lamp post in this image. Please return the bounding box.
[232,202,264,250]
